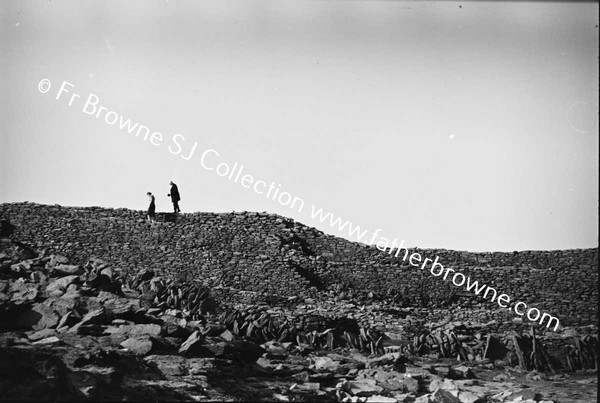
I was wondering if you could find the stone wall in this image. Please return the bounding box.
[0,202,597,334]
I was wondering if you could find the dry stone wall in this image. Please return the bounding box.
[0,202,597,333]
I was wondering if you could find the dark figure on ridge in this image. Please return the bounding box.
[168,181,181,213]
[146,192,156,222]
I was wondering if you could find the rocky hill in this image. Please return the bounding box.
[0,202,597,335]
[0,202,597,402]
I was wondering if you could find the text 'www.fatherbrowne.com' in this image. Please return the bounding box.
[39,78,561,332]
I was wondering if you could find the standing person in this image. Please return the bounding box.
[146,192,156,222]
[168,181,181,213]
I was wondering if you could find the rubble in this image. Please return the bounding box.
[0,207,597,402]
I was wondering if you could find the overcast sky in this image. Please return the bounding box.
[1,1,598,252]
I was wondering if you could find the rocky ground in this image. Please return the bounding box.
[0,234,597,402]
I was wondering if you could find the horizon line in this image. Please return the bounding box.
[1,200,598,255]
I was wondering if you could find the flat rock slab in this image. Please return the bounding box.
[107,324,162,337]
[52,265,83,276]
[28,328,56,341]
[344,379,384,397]
[144,355,188,376]
[32,336,61,345]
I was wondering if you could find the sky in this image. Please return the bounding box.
[0,0,598,252]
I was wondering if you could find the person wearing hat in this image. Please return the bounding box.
[168,181,181,213]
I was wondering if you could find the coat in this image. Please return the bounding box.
[147,195,156,215]
[169,184,180,202]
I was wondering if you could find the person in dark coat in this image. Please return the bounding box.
[168,181,181,213]
[147,192,156,221]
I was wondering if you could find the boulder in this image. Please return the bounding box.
[17,303,60,330]
[291,371,310,383]
[505,388,539,401]
[68,308,109,333]
[457,391,485,403]
[86,273,120,293]
[100,267,114,279]
[433,366,451,377]
[233,340,266,363]
[430,389,461,403]
[46,275,79,294]
[254,357,280,372]
[344,379,384,397]
[293,382,320,391]
[120,337,154,356]
[67,366,117,399]
[220,329,235,342]
[398,376,419,393]
[262,340,289,357]
[102,296,141,316]
[137,269,154,282]
[162,320,191,338]
[42,295,80,317]
[9,280,38,305]
[367,352,400,368]
[144,355,188,376]
[10,261,32,275]
[47,254,69,268]
[185,357,216,375]
[178,331,205,356]
[314,356,340,371]
[203,341,233,357]
[451,365,474,379]
[376,379,405,392]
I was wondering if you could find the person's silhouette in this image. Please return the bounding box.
[168,181,181,213]
[146,192,156,221]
